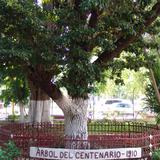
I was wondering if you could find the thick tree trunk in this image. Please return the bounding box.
[19,102,25,123]
[28,100,50,123]
[28,81,50,123]
[55,96,89,149]
[11,102,15,116]
[27,69,89,147]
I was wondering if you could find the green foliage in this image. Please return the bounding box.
[7,115,19,122]
[58,57,104,98]
[152,58,160,84]
[145,53,160,114]
[95,68,148,100]
[0,0,159,99]
[80,0,109,10]
[0,141,20,160]
[152,149,160,160]
[121,68,149,98]
[145,84,160,113]
[0,65,29,106]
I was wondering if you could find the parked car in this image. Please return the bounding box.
[112,102,133,113]
[0,113,9,120]
[103,99,132,111]
[105,99,122,105]
[100,99,134,120]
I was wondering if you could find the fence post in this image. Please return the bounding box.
[149,134,153,160]
[128,122,131,138]
[10,134,13,139]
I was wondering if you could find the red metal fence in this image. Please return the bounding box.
[0,121,160,160]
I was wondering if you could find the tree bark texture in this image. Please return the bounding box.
[19,102,25,123]
[55,96,89,149]
[28,81,51,123]
[28,100,50,123]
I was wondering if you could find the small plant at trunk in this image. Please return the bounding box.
[0,141,20,160]
[152,149,160,160]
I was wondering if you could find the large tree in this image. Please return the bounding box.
[0,0,160,147]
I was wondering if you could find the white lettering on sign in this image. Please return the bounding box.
[30,147,142,160]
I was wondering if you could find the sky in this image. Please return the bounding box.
[37,0,42,5]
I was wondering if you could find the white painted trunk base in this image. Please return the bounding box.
[55,96,89,149]
[28,100,50,123]
[19,102,25,123]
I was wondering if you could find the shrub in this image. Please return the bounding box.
[7,115,19,122]
[0,141,20,160]
[152,149,160,160]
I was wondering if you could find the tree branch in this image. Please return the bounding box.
[149,69,160,106]
[88,10,99,28]
[27,66,62,100]
[94,1,160,67]
[74,0,82,10]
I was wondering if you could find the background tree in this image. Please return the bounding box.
[0,66,51,123]
[145,51,160,123]
[0,0,160,147]
[120,68,148,101]
[95,65,148,100]
[0,66,29,122]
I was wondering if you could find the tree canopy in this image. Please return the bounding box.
[95,68,148,100]
[0,0,160,100]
